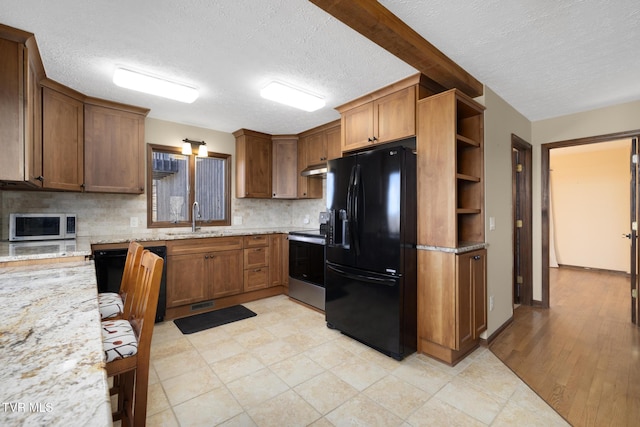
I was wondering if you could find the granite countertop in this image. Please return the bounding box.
[417,241,488,254]
[0,227,312,263]
[0,260,112,426]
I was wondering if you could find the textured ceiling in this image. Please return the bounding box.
[1,0,639,135]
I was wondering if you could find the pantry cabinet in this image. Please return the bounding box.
[84,98,149,194]
[41,81,84,192]
[415,88,487,366]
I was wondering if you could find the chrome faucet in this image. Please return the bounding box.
[192,201,200,232]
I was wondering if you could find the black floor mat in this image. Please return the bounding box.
[173,305,257,335]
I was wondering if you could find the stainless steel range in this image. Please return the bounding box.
[288,224,327,311]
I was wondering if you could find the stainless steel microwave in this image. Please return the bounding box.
[9,213,77,242]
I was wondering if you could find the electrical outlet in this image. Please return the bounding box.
[489,295,494,311]
[489,217,495,231]
[303,214,310,224]
[233,215,243,225]
[130,217,138,228]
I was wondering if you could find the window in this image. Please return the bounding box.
[147,144,231,228]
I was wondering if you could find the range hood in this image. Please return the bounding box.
[301,163,327,178]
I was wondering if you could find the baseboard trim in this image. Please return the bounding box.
[481,314,514,347]
[556,264,629,276]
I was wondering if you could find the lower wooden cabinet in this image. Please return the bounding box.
[417,248,487,365]
[243,236,269,292]
[166,252,209,307]
[166,234,287,319]
[210,250,244,298]
[166,237,244,308]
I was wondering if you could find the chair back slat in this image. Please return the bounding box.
[120,241,144,317]
[128,250,164,342]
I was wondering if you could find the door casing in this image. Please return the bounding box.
[541,129,640,315]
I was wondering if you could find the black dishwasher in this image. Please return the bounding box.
[93,245,167,323]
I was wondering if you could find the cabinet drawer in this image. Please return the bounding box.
[167,236,243,255]
[243,234,269,248]
[244,246,269,269]
[244,267,269,291]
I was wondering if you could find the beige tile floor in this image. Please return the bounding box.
[138,295,568,426]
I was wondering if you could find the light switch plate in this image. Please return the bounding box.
[489,216,495,231]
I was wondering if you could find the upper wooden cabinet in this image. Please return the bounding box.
[296,136,322,199]
[300,119,341,165]
[0,25,45,187]
[325,123,341,161]
[84,98,149,194]
[271,135,298,199]
[41,81,84,192]
[234,129,272,198]
[417,89,485,248]
[296,119,340,199]
[336,74,437,153]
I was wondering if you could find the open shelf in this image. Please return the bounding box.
[417,88,485,248]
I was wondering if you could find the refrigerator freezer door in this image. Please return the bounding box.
[325,261,404,359]
[326,155,357,267]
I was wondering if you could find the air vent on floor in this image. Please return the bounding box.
[191,301,214,311]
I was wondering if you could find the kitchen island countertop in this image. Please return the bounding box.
[0,260,112,426]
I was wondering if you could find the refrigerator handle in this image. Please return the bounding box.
[326,263,396,286]
[346,165,358,253]
[352,164,361,256]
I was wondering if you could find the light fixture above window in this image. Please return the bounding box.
[260,81,325,112]
[182,138,208,157]
[113,68,199,103]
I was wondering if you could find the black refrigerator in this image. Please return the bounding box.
[325,140,417,360]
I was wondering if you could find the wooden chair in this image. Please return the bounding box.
[98,241,144,320]
[102,250,164,426]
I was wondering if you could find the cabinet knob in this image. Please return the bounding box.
[473,255,481,260]
[36,175,44,182]
[372,136,378,142]
[205,255,209,259]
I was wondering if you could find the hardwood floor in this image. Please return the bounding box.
[490,267,640,427]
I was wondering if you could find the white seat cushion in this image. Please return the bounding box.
[98,292,123,320]
[102,319,138,362]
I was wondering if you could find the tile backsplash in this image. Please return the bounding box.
[1,189,326,241]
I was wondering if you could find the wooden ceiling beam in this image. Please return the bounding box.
[309,0,483,98]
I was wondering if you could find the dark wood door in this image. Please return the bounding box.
[631,137,638,325]
[512,135,533,306]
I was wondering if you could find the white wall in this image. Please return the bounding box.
[550,142,630,272]
[481,86,532,337]
[1,118,326,240]
[531,100,640,300]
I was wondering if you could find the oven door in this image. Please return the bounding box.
[288,236,325,310]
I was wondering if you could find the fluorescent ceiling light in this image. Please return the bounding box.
[260,81,325,112]
[113,68,199,103]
